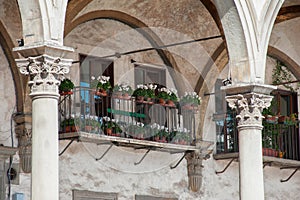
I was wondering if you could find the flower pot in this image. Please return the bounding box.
[159,98,166,105]
[96,89,107,96]
[106,128,113,136]
[85,125,93,132]
[166,100,175,107]
[262,148,278,157]
[136,96,144,102]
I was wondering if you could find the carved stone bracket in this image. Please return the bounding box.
[185,151,203,192]
[18,128,32,173]
[16,54,72,95]
[14,114,32,173]
[226,92,273,128]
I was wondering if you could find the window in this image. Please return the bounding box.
[80,55,114,88]
[80,55,114,116]
[134,64,166,86]
[73,190,117,200]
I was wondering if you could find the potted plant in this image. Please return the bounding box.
[180,92,201,111]
[60,118,78,133]
[101,117,122,136]
[59,78,74,95]
[133,84,156,102]
[91,75,112,96]
[126,122,146,139]
[262,120,279,157]
[156,87,178,106]
[84,117,100,133]
[112,83,133,99]
[153,126,169,143]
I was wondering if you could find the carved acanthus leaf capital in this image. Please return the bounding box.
[16,54,72,94]
[226,92,273,127]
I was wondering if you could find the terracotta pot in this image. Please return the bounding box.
[85,125,93,132]
[106,128,113,136]
[166,100,175,107]
[136,96,144,102]
[262,148,278,157]
[96,89,107,96]
[159,98,166,105]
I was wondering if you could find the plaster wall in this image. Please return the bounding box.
[270,18,300,67]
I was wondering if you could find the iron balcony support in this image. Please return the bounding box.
[95,144,114,161]
[59,139,76,156]
[215,158,236,174]
[280,166,300,182]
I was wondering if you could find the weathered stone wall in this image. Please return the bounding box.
[1,0,300,199]
[0,46,16,147]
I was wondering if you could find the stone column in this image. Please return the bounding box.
[15,45,73,200]
[225,84,275,200]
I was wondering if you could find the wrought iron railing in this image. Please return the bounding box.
[215,111,300,160]
[58,87,198,146]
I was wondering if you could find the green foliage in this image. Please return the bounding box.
[113,83,133,95]
[180,92,201,106]
[101,119,122,133]
[157,87,178,101]
[60,118,76,127]
[272,60,297,92]
[59,78,74,92]
[91,76,112,90]
[132,84,156,98]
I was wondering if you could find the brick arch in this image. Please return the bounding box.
[0,20,25,112]
[268,46,300,79]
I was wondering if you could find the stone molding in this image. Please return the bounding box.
[16,54,72,96]
[226,92,273,128]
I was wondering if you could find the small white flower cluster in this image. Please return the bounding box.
[136,122,144,127]
[98,76,110,84]
[116,83,131,92]
[102,116,118,123]
[176,127,190,133]
[159,87,177,95]
[137,83,157,90]
[184,92,201,99]
[182,91,201,104]
[150,123,168,131]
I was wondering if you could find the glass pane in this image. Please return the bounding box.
[280,95,290,116]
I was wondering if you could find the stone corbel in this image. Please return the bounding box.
[14,114,32,173]
[185,151,203,192]
[18,128,32,173]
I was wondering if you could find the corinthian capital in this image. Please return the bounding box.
[226,92,273,127]
[16,54,73,95]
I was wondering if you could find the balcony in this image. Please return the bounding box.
[58,87,212,156]
[215,111,300,162]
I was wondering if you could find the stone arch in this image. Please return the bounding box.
[268,46,300,79]
[17,0,69,45]
[214,0,284,84]
[64,9,205,95]
[0,20,24,112]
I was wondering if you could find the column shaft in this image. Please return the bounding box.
[238,126,264,200]
[31,95,59,200]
